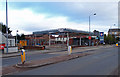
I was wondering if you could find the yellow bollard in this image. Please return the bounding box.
[70,46,72,54]
[21,49,26,64]
[68,46,72,55]
[116,43,118,46]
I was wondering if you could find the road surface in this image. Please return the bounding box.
[2,52,61,67]
[14,46,118,75]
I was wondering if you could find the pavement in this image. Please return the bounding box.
[1,45,113,58]
[1,45,67,58]
[2,45,115,75]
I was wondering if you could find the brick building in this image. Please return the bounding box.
[108,28,120,38]
[24,28,98,46]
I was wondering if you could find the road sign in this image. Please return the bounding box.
[99,32,104,43]
[100,32,104,37]
[88,36,91,40]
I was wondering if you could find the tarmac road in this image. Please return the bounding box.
[2,52,61,67]
[2,47,68,67]
[15,46,118,75]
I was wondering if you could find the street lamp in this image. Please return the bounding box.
[6,0,8,53]
[110,24,116,29]
[89,13,96,46]
[16,30,18,46]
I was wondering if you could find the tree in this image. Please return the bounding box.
[16,34,21,41]
[104,34,108,43]
[0,23,12,34]
[20,34,25,40]
[104,34,115,44]
[116,37,120,42]
[15,33,25,43]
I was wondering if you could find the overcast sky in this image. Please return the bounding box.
[0,0,119,35]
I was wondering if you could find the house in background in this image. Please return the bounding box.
[3,33,15,47]
[0,31,15,47]
[0,31,18,53]
[108,28,120,38]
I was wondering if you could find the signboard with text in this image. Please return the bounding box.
[99,32,104,43]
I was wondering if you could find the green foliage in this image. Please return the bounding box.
[16,33,25,42]
[104,34,116,44]
[0,23,12,34]
[20,34,25,40]
[116,37,119,42]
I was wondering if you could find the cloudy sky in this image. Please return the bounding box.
[0,0,119,35]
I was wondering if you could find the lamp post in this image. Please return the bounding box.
[6,0,8,53]
[89,13,96,46]
[16,30,18,46]
[110,24,116,29]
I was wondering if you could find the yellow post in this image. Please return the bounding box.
[21,49,26,64]
[68,46,72,55]
[70,46,72,53]
[116,43,118,46]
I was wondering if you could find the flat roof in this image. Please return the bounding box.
[33,28,93,35]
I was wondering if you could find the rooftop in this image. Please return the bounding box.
[33,28,93,35]
[108,28,120,32]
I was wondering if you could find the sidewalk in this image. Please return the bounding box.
[1,45,114,58]
[1,46,67,58]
